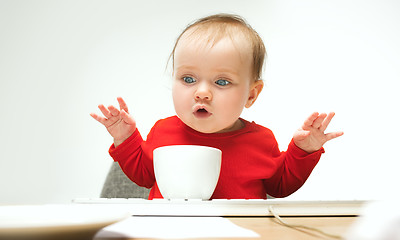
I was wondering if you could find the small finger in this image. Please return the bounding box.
[121,110,135,125]
[312,113,327,129]
[117,97,129,113]
[319,112,335,132]
[302,112,319,128]
[107,105,120,117]
[98,104,112,118]
[90,113,108,125]
[325,131,344,141]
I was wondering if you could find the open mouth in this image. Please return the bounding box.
[193,107,212,118]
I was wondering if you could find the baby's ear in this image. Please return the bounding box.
[245,80,264,108]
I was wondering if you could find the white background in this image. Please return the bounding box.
[1,0,399,204]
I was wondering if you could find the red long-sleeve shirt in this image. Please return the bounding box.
[109,116,323,199]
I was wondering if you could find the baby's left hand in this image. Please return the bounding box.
[293,112,344,153]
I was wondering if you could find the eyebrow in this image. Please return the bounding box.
[174,65,240,77]
[214,67,240,76]
[174,65,199,72]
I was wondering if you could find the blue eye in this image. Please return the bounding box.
[215,79,230,86]
[183,76,196,84]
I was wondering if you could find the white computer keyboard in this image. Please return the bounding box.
[73,198,365,216]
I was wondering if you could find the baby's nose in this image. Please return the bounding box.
[195,84,212,101]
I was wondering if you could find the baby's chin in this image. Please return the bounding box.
[180,120,221,134]
[188,124,221,134]
[185,121,240,134]
[177,114,242,134]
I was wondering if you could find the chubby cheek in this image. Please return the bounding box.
[219,100,245,124]
[219,90,248,118]
[172,84,192,117]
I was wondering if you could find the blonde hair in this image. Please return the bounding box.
[170,13,266,81]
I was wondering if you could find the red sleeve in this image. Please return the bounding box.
[108,130,155,188]
[264,139,324,198]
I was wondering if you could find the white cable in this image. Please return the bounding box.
[268,206,343,239]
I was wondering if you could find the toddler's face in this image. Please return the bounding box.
[172,34,261,133]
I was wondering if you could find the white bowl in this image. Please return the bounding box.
[154,145,222,200]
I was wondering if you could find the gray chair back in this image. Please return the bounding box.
[100,162,150,199]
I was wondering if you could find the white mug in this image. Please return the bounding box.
[153,145,222,200]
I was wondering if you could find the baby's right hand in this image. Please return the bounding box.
[90,97,136,147]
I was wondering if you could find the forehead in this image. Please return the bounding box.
[175,26,253,63]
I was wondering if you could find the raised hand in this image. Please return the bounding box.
[293,112,343,153]
[90,97,136,147]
